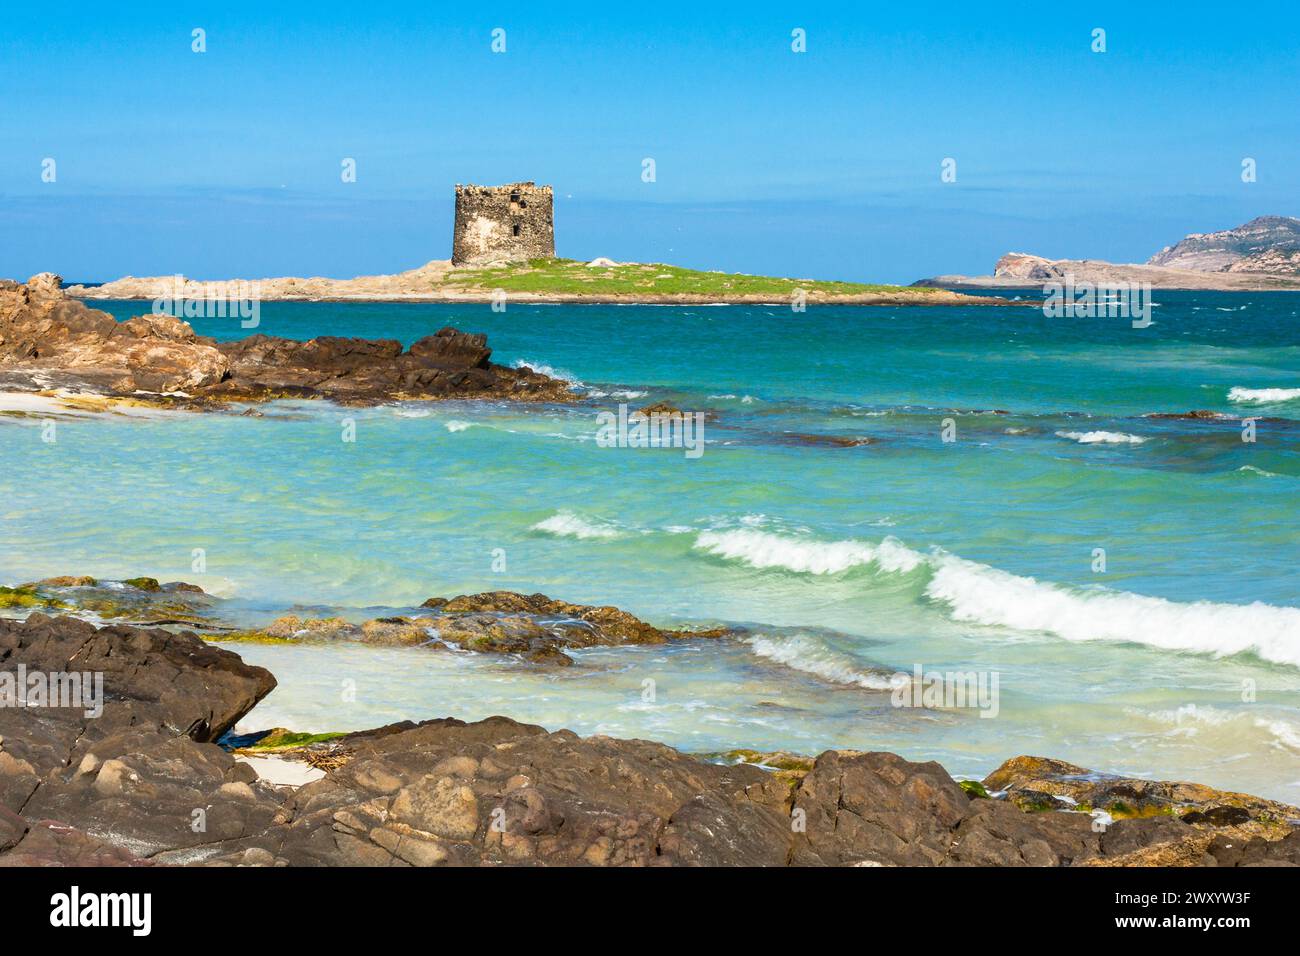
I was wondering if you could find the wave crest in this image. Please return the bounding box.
[695,525,1300,667]
[1055,430,1147,445]
[924,553,1300,667]
[745,633,896,689]
[693,528,924,575]
[531,510,625,540]
[511,359,584,388]
[1228,386,1300,404]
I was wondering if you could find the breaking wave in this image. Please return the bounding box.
[1228,386,1300,404]
[511,359,584,388]
[1138,704,1300,752]
[689,527,1300,667]
[1055,430,1147,445]
[694,528,924,575]
[745,632,897,690]
[923,553,1300,667]
[531,510,625,540]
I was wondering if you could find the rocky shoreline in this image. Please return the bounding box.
[0,274,572,409]
[1,605,1297,867]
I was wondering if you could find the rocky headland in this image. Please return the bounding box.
[1,604,1297,867]
[1148,215,1300,274]
[916,216,1300,291]
[0,273,572,409]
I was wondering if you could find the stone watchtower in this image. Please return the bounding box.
[451,182,555,265]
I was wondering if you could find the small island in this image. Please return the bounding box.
[66,181,1015,307]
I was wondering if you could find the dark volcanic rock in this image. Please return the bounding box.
[257,715,795,866]
[0,274,573,406]
[241,726,1300,867]
[1143,409,1232,421]
[0,614,282,862]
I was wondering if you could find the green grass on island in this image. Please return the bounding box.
[443,258,942,298]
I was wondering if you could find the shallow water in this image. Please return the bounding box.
[3,292,1299,799]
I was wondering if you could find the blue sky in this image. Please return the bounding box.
[2,2,1297,282]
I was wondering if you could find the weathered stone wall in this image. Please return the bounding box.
[451,182,555,265]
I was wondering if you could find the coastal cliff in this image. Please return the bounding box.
[916,216,1300,290]
[1148,216,1300,274]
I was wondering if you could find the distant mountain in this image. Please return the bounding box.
[1147,216,1300,274]
[914,216,1300,290]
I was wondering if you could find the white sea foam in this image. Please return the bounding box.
[444,420,472,432]
[694,528,924,576]
[1141,703,1236,731]
[1140,705,1300,752]
[1055,430,1147,444]
[1228,386,1300,404]
[924,552,1300,667]
[511,359,584,388]
[531,510,625,540]
[1258,718,1300,752]
[1237,465,1283,478]
[691,524,1300,668]
[745,633,896,689]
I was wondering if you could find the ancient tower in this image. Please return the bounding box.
[451,182,555,265]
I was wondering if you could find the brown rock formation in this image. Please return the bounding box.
[222,590,732,666]
[0,274,573,407]
[2,615,1297,867]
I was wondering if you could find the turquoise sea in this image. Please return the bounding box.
[3,292,1299,800]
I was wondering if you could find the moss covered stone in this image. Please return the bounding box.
[0,586,67,610]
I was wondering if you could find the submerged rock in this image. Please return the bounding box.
[216,591,732,665]
[780,432,876,447]
[983,755,1300,833]
[2,576,216,627]
[416,590,731,663]
[1143,409,1232,420]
